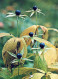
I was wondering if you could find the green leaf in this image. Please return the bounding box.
[6,14,15,17]
[20,47,24,55]
[7,51,17,58]
[30,11,35,17]
[34,54,48,73]
[22,58,33,61]
[0,68,11,79]
[10,59,18,64]
[27,53,35,58]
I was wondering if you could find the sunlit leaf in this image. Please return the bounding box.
[20,25,49,46]
[20,25,39,46]
[20,25,39,37]
[56,48,58,61]
[22,72,58,79]
[21,38,27,58]
[0,33,14,38]
[39,25,48,40]
[48,62,58,73]
[11,67,44,78]
[54,39,58,48]
[41,74,51,79]
[39,25,47,32]
[48,28,58,32]
[33,37,55,48]
[22,76,30,79]
[43,48,57,66]
[20,25,57,47]
[2,37,27,70]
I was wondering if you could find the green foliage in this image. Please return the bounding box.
[0,68,11,79]
[34,54,48,73]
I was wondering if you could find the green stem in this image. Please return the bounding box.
[36,12,39,49]
[17,16,19,37]
[42,49,45,61]
[18,62,19,77]
[22,19,25,30]
[36,11,37,25]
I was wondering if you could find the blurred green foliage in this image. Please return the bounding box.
[0,0,58,68]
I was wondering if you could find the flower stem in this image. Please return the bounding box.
[17,16,19,37]
[36,11,37,25]
[42,49,45,61]
[36,12,39,49]
[18,62,19,76]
